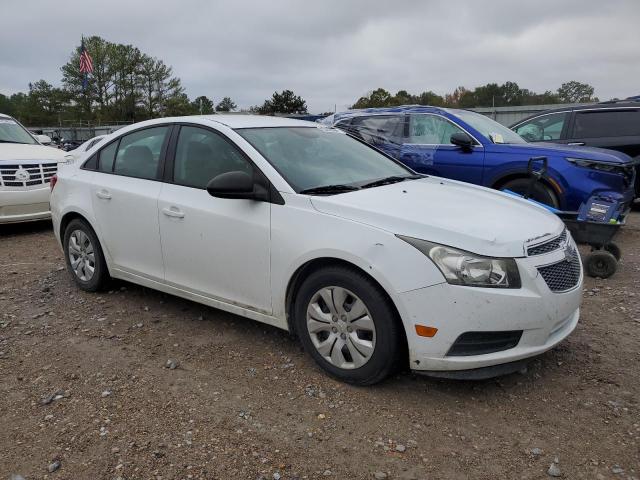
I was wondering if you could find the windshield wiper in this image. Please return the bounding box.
[0,140,30,144]
[360,174,423,189]
[300,184,360,195]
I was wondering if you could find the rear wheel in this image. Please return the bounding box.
[293,266,403,385]
[63,218,110,291]
[500,178,559,209]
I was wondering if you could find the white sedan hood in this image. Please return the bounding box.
[0,144,66,162]
[310,177,565,258]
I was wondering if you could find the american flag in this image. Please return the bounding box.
[79,37,93,74]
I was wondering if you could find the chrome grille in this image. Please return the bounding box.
[537,251,581,292]
[527,229,567,256]
[0,162,58,188]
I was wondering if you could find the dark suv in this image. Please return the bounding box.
[511,101,640,195]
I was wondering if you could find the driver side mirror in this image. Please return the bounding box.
[449,132,473,151]
[450,132,474,151]
[206,171,269,201]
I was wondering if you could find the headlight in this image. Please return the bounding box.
[397,235,521,288]
[567,157,621,173]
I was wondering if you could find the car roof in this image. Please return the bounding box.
[330,105,467,123]
[201,114,319,129]
[513,101,640,126]
[538,102,639,113]
[0,113,13,119]
[89,115,323,141]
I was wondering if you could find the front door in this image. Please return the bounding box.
[158,125,272,313]
[399,114,485,185]
[90,125,171,281]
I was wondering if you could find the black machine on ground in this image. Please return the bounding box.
[506,157,624,278]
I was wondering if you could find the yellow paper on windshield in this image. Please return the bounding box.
[490,133,504,144]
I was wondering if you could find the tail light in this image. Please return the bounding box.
[50,174,58,191]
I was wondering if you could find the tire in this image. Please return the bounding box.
[293,266,403,385]
[604,242,622,262]
[584,250,617,279]
[500,178,560,209]
[63,218,110,292]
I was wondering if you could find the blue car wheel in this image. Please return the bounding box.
[500,178,559,209]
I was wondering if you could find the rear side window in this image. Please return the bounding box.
[173,126,252,189]
[98,141,118,172]
[514,112,568,142]
[83,154,97,170]
[350,115,404,144]
[334,119,352,131]
[113,127,170,180]
[573,110,640,138]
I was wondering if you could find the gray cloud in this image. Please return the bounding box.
[1,0,638,113]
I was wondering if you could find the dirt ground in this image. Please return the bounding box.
[1,215,639,480]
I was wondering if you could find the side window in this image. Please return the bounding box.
[573,110,640,138]
[334,119,352,132]
[113,126,170,180]
[83,154,97,170]
[173,126,253,189]
[350,115,404,144]
[98,141,118,173]
[514,112,568,141]
[408,114,466,144]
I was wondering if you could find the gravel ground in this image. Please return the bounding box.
[1,215,639,480]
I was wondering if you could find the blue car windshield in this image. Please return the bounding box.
[450,110,526,145]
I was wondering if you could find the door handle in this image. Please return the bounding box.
[162,207,185,218]
[567,142,585,146]
[96,190,112,200]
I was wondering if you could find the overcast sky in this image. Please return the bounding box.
[2,0,639,113]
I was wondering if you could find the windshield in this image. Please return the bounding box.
[450,110,526,144]
[0,118,37,145]
[236,127,412,192]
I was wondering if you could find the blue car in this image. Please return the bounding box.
[323,106,637,212]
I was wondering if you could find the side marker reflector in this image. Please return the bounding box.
[415,325,438,337]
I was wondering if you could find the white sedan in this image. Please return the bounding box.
[50,115,582,384]
[63,135,107,163]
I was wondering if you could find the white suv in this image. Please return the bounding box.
[50,115,583,384]
[0,114,67,223]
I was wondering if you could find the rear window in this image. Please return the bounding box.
[573,110,640,138]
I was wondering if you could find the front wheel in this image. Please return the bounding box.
[293,266,403,385]
[500,178,560,209]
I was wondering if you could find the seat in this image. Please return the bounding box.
[117,145,157,179]
[182,141,218,188]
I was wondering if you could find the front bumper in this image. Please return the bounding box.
[0,186,51,224]
[398,237,583,374]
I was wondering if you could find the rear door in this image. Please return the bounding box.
[567,108,640,158]
[399,114,485,184]
[90,125,171,281]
